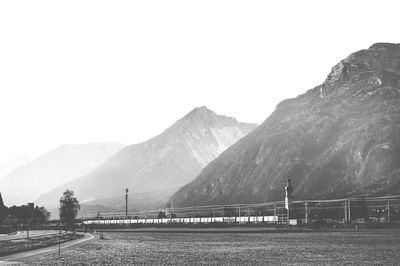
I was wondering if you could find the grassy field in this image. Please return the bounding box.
[0,232,83,257]
[24,229,400,265]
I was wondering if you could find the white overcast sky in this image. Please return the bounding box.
[0,0,399,162]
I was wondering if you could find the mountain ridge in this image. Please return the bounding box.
[36,106,257,212]
[170,43,400,208]
[0,142,125,206]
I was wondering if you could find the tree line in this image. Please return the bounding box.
[0,189,80,232]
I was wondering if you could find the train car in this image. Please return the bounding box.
[264,216,278,222]
[222,217,235,223]
[214,217,223,223]
[237,216,248,223]
[83,214,282,226]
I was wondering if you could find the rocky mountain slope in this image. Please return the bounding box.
[171,43,400,207]
[0,142,124,206]
[36,107,257,211]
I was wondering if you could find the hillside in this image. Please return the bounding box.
[36,107,257,212]
[0,142,124,206]
[171,43,400,207]
[0,155,32,180]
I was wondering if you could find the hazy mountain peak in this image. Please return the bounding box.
[191,105,212,114]
[0,154,33,180]
[163,107,249,139]
[184,106,219,122]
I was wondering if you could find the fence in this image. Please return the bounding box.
[81,195,400,228]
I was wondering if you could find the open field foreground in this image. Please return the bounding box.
[22,229,400,265]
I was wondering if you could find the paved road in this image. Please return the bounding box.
[0,233,95,265]
[0,230,59,241]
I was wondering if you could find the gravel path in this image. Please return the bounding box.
[0,231,59,241]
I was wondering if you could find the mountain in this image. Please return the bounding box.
[36,107,257,212]
[0,154,33,180]
[0,142,124,206]
[170,43,400,208]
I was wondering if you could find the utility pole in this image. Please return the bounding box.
[26,204,34,240]
[58,208,61,256]
[58,220,61,255]
[26,218,29,239]
[387,200,390,223]
[238,206,241,224]
[285,178,293,225]
[213,209,215,223]
[348,199,351,224]
[305,201,308,224]
[125,188,128,218]
[344,199,348,224]
[274,202,277,224]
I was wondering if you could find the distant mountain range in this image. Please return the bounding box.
[0,154,33,180]
[36,106,257,214]
[171,43,400,207]
[0,142,124,206]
